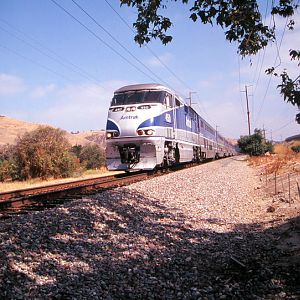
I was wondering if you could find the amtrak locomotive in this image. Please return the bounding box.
[106,83,235,171]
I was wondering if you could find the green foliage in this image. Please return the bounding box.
[0,145,19,181]
[14,126,78,180]
[238,129,273,156]
[71,144,83,157]
[120,0,299,106]
[77,144,106,169]
[291,145,300,153]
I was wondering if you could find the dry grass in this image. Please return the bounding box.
[248,143,300,175]
[0,168,123,193]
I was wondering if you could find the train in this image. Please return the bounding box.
[106,83,235,171]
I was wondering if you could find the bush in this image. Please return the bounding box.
[291,145,300,153]
[0,129,106,182]
[79,144,106,169]
[14,126,78,180]
[0,145,19,181]
[238,129,273,156]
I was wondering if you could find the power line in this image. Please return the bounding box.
[52,0,204,107]
[0,43,72,82]
[272,120,295,133]
[49,0,159,83]
[251,0,271,123]
[103,0,194,91]
[0,43,106,98]
[0,23,104,87]
[70,0,173,88]
[237,55,247,122]
[254,15,289,126]
[252,0,270,96]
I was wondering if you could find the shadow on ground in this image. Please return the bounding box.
[0,188,299,299]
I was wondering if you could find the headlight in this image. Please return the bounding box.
[145,129,155,135]
[136,129,155,136]
[106,131,120,139]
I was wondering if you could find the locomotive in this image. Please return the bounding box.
[106,83,235,171]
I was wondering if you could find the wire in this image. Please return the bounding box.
[103,0,194,91]
[0,43,106,99]
[66,1,199,104]
[237,55,247,122]
[0,23,104,87]
[49,0,159,83]
[252,0,269,96]
[254,15,289,126]
[0,43,72,82]
[70,0,173,88]
[272,120,295,133]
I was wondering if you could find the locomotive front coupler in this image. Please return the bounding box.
[119,144,140,164]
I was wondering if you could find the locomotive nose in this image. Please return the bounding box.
[118,114,140,137]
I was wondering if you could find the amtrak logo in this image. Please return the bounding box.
[121,115,138,120]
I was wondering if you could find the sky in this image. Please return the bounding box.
[0,0,299,141]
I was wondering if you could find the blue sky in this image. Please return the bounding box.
[0,0,299,140]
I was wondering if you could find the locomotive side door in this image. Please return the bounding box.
[164,93,175,140]
[172,96,181,140]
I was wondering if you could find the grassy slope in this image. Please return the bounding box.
[0,116,104,146]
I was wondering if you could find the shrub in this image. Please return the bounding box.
[79,144,106,169]
[14,126,78,180]
[238,129,273,156]
[0,145,19,181]
[291,145,300,153]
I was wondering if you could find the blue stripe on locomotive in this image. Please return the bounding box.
[137,110,174,129]
[138,106,199,133]
[106,119,120,132]
[108,106,215,140]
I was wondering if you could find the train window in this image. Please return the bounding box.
[111,91,165,106]
[184,105,188,113]
[175,98,181,107]
[200,120,204,128]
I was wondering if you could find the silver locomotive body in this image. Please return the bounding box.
[106,84,235,171]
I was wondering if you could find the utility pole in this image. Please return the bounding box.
[245,85,251,136]
[216,125,219,154]
[262,124,266,139]
[270,130,273,142]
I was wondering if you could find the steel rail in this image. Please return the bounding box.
[0,171,147,204]
[0,160,217,217]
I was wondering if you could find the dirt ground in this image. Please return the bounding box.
[249,153,300,288]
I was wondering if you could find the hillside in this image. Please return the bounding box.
[0,116,105,147]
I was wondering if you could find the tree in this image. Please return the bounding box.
[14,126,78,180]
[120,0,299,106]
[238,129,273,156]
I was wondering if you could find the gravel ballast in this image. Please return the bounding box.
[0,156,299,299]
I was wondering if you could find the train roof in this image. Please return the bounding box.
[115,83,174,94]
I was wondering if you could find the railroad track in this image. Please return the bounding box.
[0,160,210,218]
[0,171,150,218]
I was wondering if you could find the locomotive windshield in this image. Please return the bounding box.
[111,90,165,106]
